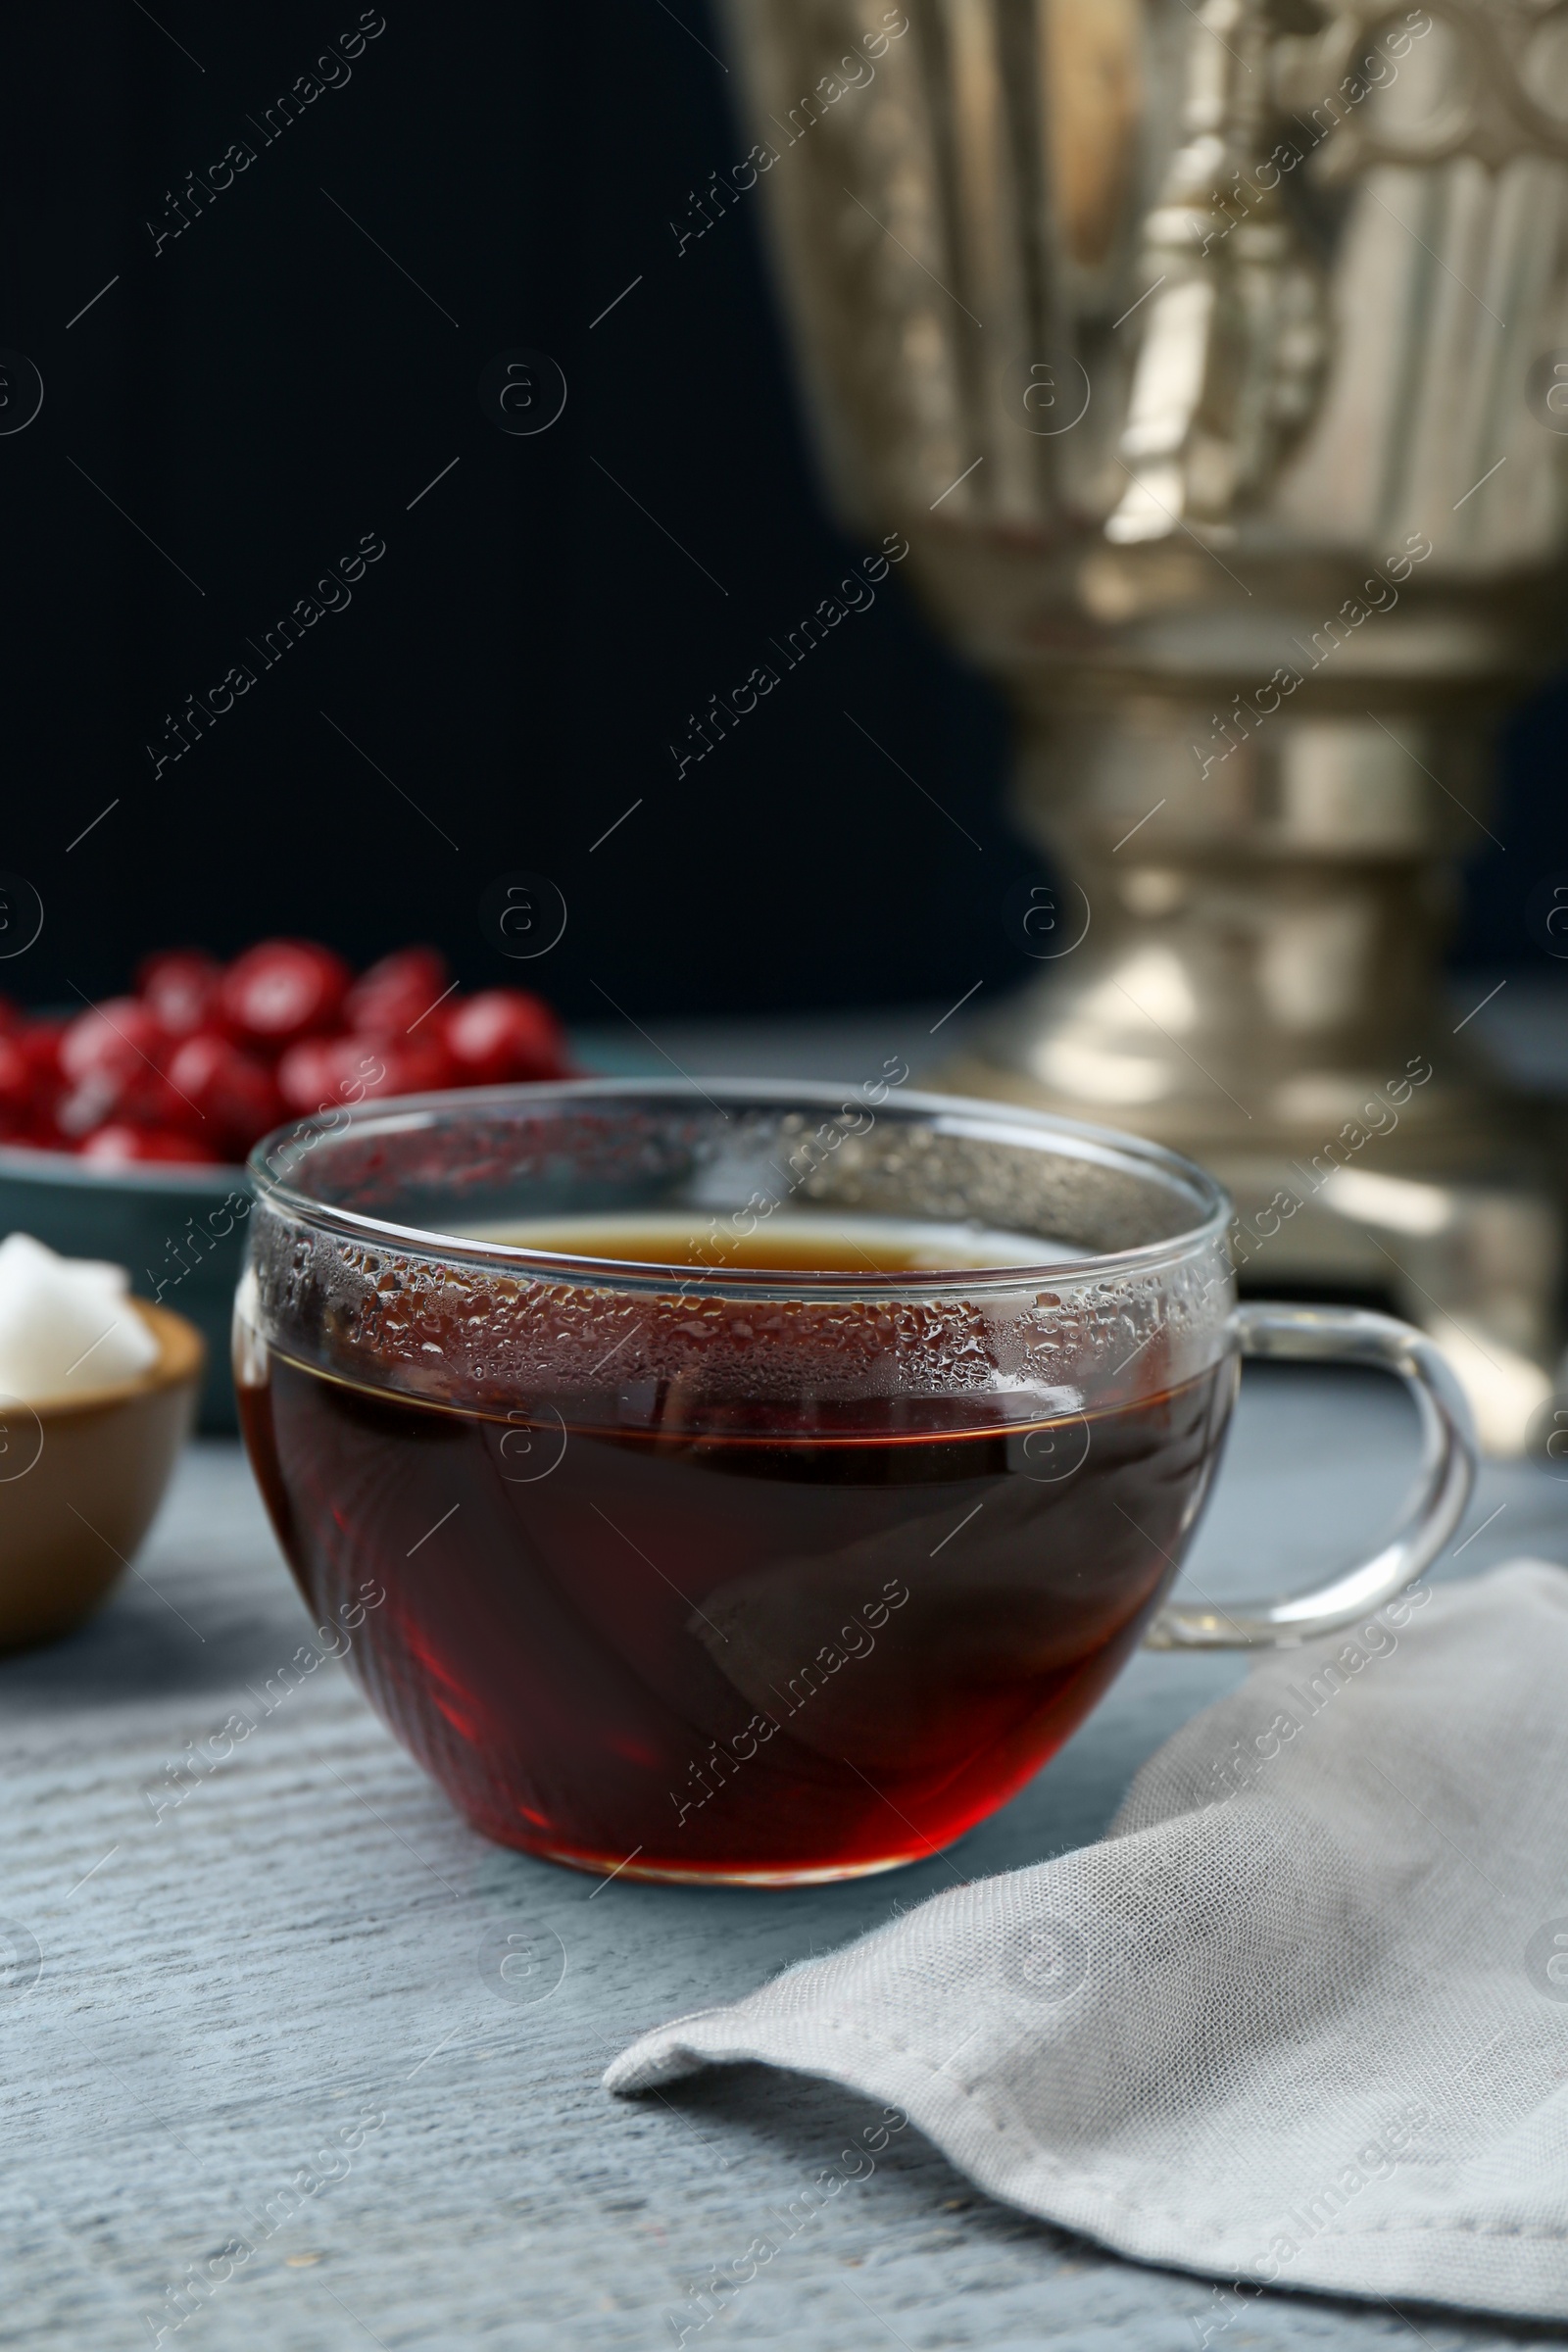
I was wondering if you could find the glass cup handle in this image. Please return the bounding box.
[1145,1301,1477,1651]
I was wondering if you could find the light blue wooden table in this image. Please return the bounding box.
[3,1001,1562,2352]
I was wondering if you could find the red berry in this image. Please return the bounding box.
[0,1034,33,1134]
[443,990,569,1087]
[18,1018,68,1083]
[276,1035,386,1115]
[219,940,351,1053]
[273,1037,333,1116]
[164,1032,283,1159]
[79,1124,222,1166]
[138,949,223,1039]
[344,947,451,1039]
[276,1033,451,1115]
[59,998,165,1086]
[57,1065,198,1140]
[374,1036,453,1096]
[13,1022,67,1144]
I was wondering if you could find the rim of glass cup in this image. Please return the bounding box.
[246,1077,1233,1298]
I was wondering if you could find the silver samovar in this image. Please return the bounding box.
[722,0,1568,1448]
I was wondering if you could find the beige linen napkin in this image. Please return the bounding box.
[608,1561,1568,2321]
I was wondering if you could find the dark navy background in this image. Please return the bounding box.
[0,1,1556,1021]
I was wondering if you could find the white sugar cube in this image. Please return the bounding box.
[0,1232,159,1402]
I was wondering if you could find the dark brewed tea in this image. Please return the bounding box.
[239,1217,1234,1880]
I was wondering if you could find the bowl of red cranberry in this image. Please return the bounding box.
[0,941,572,1430]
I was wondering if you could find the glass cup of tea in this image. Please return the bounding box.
[235,1079,1474,1885]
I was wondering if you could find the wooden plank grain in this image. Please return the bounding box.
[0,1413,1551,2352]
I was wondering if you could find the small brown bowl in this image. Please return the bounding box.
[0,1299,205,1653]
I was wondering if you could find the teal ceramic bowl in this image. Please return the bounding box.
[0,1145,249,1432]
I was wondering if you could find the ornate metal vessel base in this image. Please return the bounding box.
[922,539,1563,1451]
